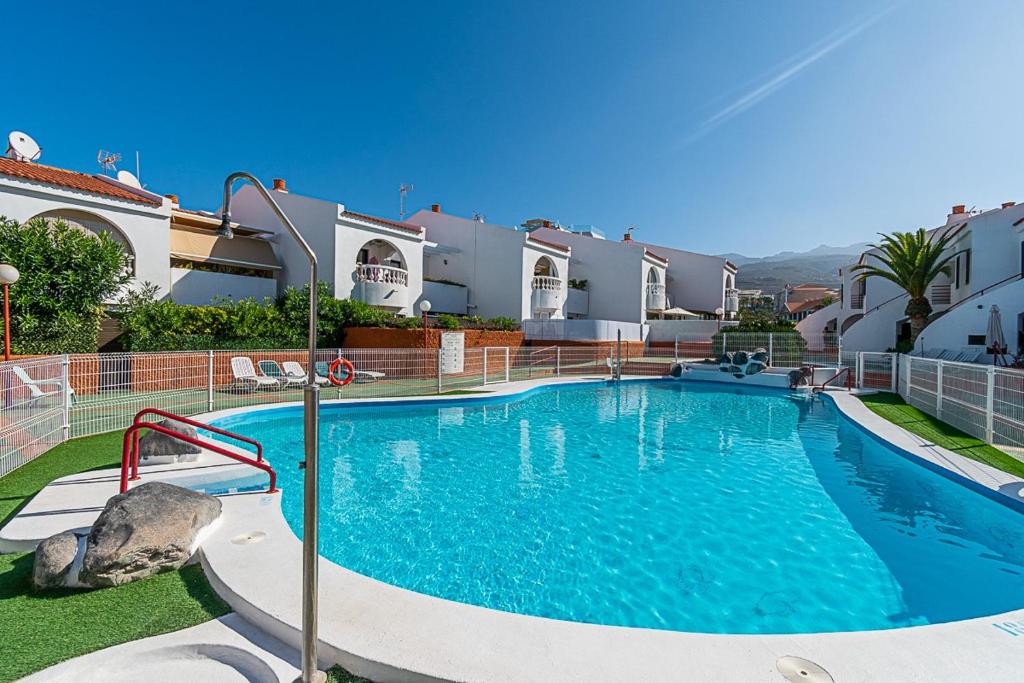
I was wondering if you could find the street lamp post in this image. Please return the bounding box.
[0,264,20,362]
[419,299,432,348]
[217,173,324,683]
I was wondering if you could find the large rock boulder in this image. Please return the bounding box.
[138,419,202,462]
[79,482,221,588]
[33,531,81,590]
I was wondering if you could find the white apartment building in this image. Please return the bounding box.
[408,205,571,320]
[801,202,1024,356]
[0,146,283,306]
[229,179,426,317]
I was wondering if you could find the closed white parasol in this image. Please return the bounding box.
[986,304,1007,364]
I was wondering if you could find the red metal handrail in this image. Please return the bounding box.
[127,408,264,482]
[120,416,277,495]
[820,367,854,390]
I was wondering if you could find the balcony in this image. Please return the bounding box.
[850,293,865,309]
[531,275,564,315]
[646,283,666,312]
[355,264,409,310]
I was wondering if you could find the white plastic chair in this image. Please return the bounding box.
[11,365,75,403]
[230,357,281,391]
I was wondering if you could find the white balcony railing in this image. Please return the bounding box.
[532,275,564,292]
[531,276,564,315]
[355,264,409,309]
[646,283,666,311]
[357,264,409,286]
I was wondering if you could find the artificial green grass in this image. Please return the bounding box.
[858,392,1024,478]
[327,665,373,682]
[0,432,230,682]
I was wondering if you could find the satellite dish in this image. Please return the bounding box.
[116,169,141,188]
[6,131,41,162]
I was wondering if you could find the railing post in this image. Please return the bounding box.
[768,333,774,367]
[890,353,898,393]
[856,351,864,389]
[61,354,70,441]
[985,366,995,443]
[935,360,944,419]
[722,332,727,357]
[436,348,443,394]
[556,346,561,376]
[482,347,488,385]
[837,335,843,369]
[207,350,215,412]
[504,346,510,383]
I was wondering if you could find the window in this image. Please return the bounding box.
[967,334,986,346]
[954,255,960,288]
[964,249,971,285]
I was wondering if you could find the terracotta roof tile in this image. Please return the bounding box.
[0,158,161,206]
[643,248,668,263]
[342,210,423,235]
[526,234,570,252]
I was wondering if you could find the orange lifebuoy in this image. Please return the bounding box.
[328,358,355,386]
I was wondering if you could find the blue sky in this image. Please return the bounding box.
[5,1,1022,256]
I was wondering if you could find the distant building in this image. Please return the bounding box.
[774,284,838,322]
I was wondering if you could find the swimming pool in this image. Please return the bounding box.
[212,380,1024,634]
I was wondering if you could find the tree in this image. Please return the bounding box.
[0,217,132,353]
[850,228,957,344]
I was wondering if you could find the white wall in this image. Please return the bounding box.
[335,213,424,316]
[914,278,1024,355]
[796,301,840,344]
[230,185,337,296]
[523,319,649,341]
[646,319,739,341]
[529,228,650,323]
[419,280,468,315]
[170,268,277,305]
[633,240,734,315]
[521,241,569,320]
[0,176,173,298]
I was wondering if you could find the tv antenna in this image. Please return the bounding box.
[471,212,486,223]
[6,131,42,162]
[626,224,638,238]
[97,150,122,174]
[399,183,415,220]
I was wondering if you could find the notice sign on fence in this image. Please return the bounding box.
[440,332,465,375]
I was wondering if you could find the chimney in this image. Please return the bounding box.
[543,220,552,228]
[623,231,632,241]
[431,203,441,213]
[1002,201,1016,209]
[164,194,179,205]
[272,178,288,193]
[952,204,966,215]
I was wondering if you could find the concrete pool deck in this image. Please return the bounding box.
[7,375,1024,681]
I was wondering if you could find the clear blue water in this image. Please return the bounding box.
[212,380,1024,634]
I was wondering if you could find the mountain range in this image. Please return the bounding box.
[718,242,870,294]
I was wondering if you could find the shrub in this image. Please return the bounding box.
[436,314,462,330]
[568,278,588,291]
[485,316,517,331]
[0,217,132,353]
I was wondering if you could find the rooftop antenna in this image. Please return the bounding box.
[626,224,638,238]
[471,211,486,223]
[399,183,415,220]
[97,150,122,175]
[6,131,42,162]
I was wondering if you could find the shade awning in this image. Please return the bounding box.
[170,228,280,270]
[662,307,699,318]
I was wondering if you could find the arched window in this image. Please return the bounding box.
[647,268,661,284]
[533,256,558,279]
[30,209,136,275]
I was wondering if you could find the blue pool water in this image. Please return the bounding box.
[212,381,1024,634]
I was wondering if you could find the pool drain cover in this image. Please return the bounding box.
[231,531,267,545]
[776,656,834,683]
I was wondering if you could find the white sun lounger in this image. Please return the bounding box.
[281,360,329,386]
[230,357,281,391]
[11,365,75,403]
[257,360,305,389]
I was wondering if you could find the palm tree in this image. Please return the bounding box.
[851,228,957,344]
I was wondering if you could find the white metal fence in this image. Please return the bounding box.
[1,356,69,477]
[899,355,1024,450]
